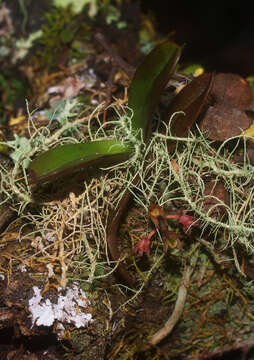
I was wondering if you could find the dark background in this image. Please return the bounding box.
[141,1,254,76]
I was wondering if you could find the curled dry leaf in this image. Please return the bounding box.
[210,73,253,109]
[166,72,214,138]
[167,71,254,141]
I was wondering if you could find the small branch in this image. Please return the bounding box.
[94,33,135,79]
[0,208,16,233]
[106,174,140,286]
[103,67,117,124]
[148,253,198,346]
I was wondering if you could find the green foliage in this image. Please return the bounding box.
[53,0,126,27]
[34,1,129,69]
[128,40,181,141]
[13,30,43,62]
[53,0,98,16]
[36,6,78,69]
[29,139,132,184]
[247,76,254,94]
[103,4,126,28]
[0,73,27,124]
[181,64,204,76]
[29,40,181,184]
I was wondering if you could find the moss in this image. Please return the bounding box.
[35,6,80,69]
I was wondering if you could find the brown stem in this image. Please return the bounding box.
[94,33,135,79]
[0,208,16,233]
[106,175,139,287]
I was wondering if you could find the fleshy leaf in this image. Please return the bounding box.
[29,41,181,186]
[29,139,132,184]
[128,40,182,141]
[167,72,215,137]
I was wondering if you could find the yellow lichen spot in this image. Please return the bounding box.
[9,115,26,126]
[193,67,204,77]
[243,121,254,137]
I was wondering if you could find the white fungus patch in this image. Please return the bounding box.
[0,273,5,280]
[18,264,27,272]
[28,284,93,332]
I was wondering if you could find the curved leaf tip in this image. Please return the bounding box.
[128,40,182,141]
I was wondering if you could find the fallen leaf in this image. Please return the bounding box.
[200,104,252,141]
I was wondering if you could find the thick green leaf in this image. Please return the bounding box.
[128,40,182,141]
[28,41,181,186]
[167,72,215,137]
[29,139,132,184]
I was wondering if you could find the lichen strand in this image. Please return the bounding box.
[2,103,254,358]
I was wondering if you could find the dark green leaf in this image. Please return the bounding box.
[29,139,132,184]
[28,41,181,186]
[128,40,182,141]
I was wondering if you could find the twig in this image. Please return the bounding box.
[106,175,140,286]
[0,208,16,233]
[148,251,198,346]
[197,238,230,265]
[94,33,135,79]
[103,67,117,124]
